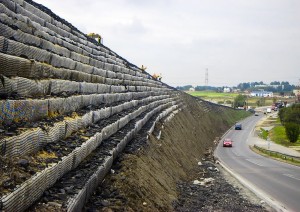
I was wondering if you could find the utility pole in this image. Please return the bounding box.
[205,68,208,89]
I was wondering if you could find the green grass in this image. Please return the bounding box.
[270,125,300,147]
[186,91,238,98]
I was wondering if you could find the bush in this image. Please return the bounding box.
[260,128,269,140]
[285,122,300,143]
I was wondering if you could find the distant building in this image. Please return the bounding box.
[250,91,273,97]
[254,84,284,89]
[189,87,195,92]
[293,89,300,96]
[254,84,268,88]
[232,88,241,93]
[223,87,231,93]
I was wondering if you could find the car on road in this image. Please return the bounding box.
[254,112,259,116]
[223,138,233,147]
[235,123,242,130]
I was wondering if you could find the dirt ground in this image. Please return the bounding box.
[84,94,269,211]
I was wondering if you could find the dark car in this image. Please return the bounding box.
[248,108,255,113]
[223,138,233,147]
[235,123,242,130]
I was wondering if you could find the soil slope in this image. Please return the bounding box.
[84,93,267,211]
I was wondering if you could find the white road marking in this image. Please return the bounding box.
[245,159,264,167]
[283,174,300,181]
[232,150,241,157]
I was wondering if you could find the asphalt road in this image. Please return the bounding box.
[215,115,300,212]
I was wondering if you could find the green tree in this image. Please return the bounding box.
[270,81,280,85]
[285,122,300,143]
[278,107,285,125]
[233,94,247,108]
[279,104,300,125]
[256,100,261,107]
[259,97,265,106]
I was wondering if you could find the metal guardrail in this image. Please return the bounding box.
[254,145,300,163]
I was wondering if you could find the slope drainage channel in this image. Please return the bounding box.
[29,105,169,211]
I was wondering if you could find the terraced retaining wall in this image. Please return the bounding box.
[0,0,241,211]
[0,0,181,211]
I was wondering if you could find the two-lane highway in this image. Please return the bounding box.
[215,115,300,211]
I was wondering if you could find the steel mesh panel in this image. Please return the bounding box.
[97,84,110,93]
[90,94,104,106]
[99,107,111,119]
[80,82,98,94]
[47,122,66,142]
[63,96,82,113]
[106,70,116,78]
[12,77,44,97]
[92,110,101,123]
[0,75,13,95]
[0,99,47,124]
[111,85,126,93]
[0,100,14,124]
[54,68,72,80]
[92,67,106,77]
[81,95,92,107]
[13,29,41,48]
[50,79,79,95]
[45,22,69,38]
[0,0,16,12]
[48,98,64,115]
[50,54,75,69]
[76,62,93,74]
[91,75,105,84]
[81,111,93,127]
[16,4,45,26]
[65,118,78,138]
[76,71,91,82]
[23,1,52,22]
[0,19,17,38]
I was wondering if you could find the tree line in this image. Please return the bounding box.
[176,81,296,92]
[236,81,295,92]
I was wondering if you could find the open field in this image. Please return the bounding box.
[186,91,238,105]
[186,91,296,108]
[186,91,238,98]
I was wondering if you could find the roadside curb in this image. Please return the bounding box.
[217,159,289,212]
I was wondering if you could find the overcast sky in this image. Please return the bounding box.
[34,0,300,87]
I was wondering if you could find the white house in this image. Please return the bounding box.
[223,87,231,93]
[293,89,300,96]
[250,91,273,97]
